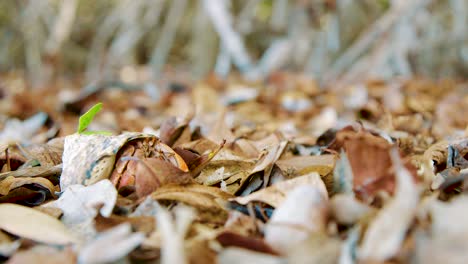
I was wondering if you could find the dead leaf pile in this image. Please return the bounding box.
[0,73,467,263]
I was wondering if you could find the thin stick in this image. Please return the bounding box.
[149,0,188,79]
[44,0,78,56]
[323,0,431,85]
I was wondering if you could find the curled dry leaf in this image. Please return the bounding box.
[251,138,288,175]
[187,139,225,177]
[0,176,56,205]
[231,172,328,207]
[133,158,192,198]
[179,138,220,157]
[159,116,191,147]
[243,138,288,192]
[328,125,418,200]
[0,187,51,206]
[0,176,56,196]
[423,140,448,186]
[0,203,76,245]
[264,185,328,254]
[196,159,255,194]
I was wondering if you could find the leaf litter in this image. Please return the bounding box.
[0,75,467,263]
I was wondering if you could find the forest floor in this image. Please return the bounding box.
[0,72,467,263]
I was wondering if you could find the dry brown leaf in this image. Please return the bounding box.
[231,172,327,207]
[0,203,76,245]
[6,246,76,264]
[231,139,260,158]
[178,138,220,156]
[358,149,420,261]
[0,165,62,182]
[196,159,255,187]
[159,116,191,147]
[0,142,63,173]
[151,183,233,224]
[94,214,155,234]
[0,176,56,196]
[217,231,278,255]
[134,158,192,198]
[2,66,467,264]
[188,140,225,176]
[328,125,418,200]
[186,239,217,264]
[207,111,236,143]
[422,140,448,184]
[276,154,336,186]
[224,211,258,237]
[0,187,50,206]
[151,184,232,210]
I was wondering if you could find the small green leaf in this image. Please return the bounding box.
[78,103,103,134]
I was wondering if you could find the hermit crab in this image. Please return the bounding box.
[60,133,189,196]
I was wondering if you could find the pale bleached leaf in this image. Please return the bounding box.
[358,149,420,261]
[44,180,117,227]
[78,223,145,264]
[330,194,372,225]
[265,185,328,254]
[157,204,195,264]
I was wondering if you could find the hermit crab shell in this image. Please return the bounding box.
[60,133,187,191]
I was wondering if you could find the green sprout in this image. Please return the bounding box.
[77,102,112,135]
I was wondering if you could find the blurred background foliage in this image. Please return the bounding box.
[0,0,466,88]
